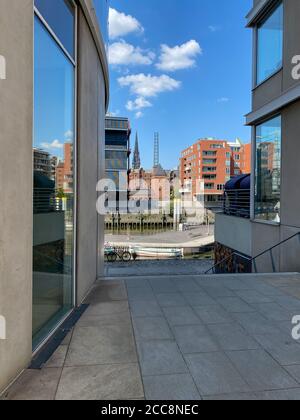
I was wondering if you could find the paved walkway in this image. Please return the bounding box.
[4,273,300,400]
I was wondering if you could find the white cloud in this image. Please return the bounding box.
[156,40,202,72]
[64,130,73,139]
[106,110,120,117]
[109,41,155,66]
[118,73,181,97]
[217,97,230,103]
[135,111,144,119]
[41,139,64,150]
[109,8,144,39]
[126,96,152,111]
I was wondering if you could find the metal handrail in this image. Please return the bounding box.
[206,231,300,274]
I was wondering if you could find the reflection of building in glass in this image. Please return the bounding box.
[105,116,131,213]
[54,143,74,193]
[33,148,52,178]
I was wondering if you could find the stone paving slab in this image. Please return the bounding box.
[4,273,300,400]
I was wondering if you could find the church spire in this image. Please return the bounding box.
[132,132,141,169]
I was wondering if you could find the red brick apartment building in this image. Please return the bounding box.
[180,138,251,204]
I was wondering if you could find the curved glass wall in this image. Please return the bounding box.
[33,0,76,348]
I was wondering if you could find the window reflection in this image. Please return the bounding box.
[33,16,75,347]
[35,0,75,58]
[255,116,281,222]
[93,0,109,48]
[257,2,283,84]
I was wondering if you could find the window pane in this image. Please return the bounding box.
[255,116,281,222]
[257,3,283,84]
[35,0,75,58]
[33,17,75,348]
[93,0,109,48]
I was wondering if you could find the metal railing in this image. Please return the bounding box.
[223,189,250,219]
[206,231,300,275]
[33,188,64,214]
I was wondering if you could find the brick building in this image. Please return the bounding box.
[180,138,251,205]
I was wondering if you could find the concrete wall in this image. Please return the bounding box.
[76,9,106,303]
[0,0,34,393]
[0,0,108,393]
[215,214,252,257]
[248,0,300,273]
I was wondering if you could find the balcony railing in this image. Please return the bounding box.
[33,188,63,214]
[223,189,250,219]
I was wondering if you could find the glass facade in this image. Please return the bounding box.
[257,2,283,84]
[33,1,76,348]
[93,0,109,48]
[35,0,75,58]
[255,116,281,222]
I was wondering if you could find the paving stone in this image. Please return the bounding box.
[204,393,257,400]
[234,290,273,304]
[65,324,137,366]
[285,365,300,384]
[202,285,236,298]
[129,300,163,317]
[143,374,201,400]
[252,302,293,322]
[149,278,175,293]
[255,389,300,400]
[136,340,188,376]
[82,301,129,317]
[182,292,216,307]
[127,287,156,302]
[217,297,255,313]
[173,278,202,292]
[193,305,234,324]
[3,368,62,400]
[156,293,187,307]
[185,352,250,396]
[173,325,219,354]
[274,296,300,311]
[231,312,280,335]
[226,350,298,391]
[126,278,151,289]
[207,323,260,351]
[45,345,68,368]
[56,364,144,400]
[133,317,173,341]
[163,306,202,326]
[85,281,127,303]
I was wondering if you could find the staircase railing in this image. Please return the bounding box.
[205,231,300,275]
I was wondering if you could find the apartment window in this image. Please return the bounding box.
[203,151,217,157]
[257,2,283,84]
[255,115,281,222]
[202,166,216,172]
[204,183,214,190]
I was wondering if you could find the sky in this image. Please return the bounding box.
[108,0,253,170]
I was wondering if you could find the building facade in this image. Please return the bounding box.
[105,116,131,214]
[180,138,251,205]
[215,0,300,273]
[0,0,109,393]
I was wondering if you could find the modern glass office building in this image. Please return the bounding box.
[0,0,109,392]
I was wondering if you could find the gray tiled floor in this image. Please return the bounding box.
[4,273,300,400]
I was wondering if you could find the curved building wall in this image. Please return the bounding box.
[0,0,109,393]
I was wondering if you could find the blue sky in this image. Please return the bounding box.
[108,0,253,170]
